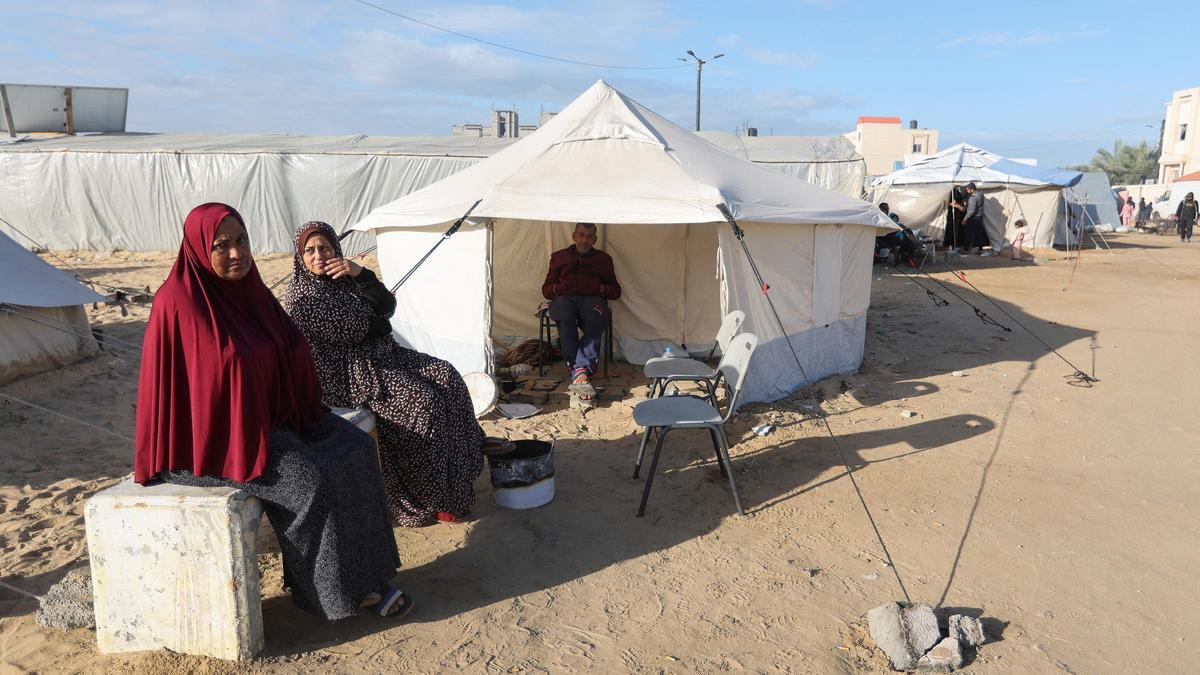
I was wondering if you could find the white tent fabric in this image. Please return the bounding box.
[353,80,893,404]
[695,132,866,196]
[872,143,1075,249]
[0,231,104,384]
[0,133,512,255]
[0,130,865,255]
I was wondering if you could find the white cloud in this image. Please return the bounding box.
[940,28,1106,49]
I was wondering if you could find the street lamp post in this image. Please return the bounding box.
[678,50,723,132]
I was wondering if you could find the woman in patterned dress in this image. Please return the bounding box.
[136,203,411,620]
[285,221,494,527]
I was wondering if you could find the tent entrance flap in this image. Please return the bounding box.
[489,219,721,363]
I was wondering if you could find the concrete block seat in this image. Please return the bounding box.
[85,407,376,661]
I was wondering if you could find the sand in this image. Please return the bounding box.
[1,236,1198,673]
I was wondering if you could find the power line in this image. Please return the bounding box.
[993,122,1156,154]
[347,0,688,70]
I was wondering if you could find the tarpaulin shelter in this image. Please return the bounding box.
[0,130,865,256]
[872,143,1082,250]
[0,230,103,384]
[1071,172,1121,231]
[352,81,894,403]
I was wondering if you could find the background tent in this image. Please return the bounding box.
[1070,172,1120,231]
[695,132,866,196]
[872,143,1082,250]
[0,231,104,384]
[0,131,864,256]
[353,81,893,404]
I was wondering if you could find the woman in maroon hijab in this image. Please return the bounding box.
[135,203,411,620]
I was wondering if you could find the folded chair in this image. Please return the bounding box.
[642,310,744,401]
[631,332,759,517]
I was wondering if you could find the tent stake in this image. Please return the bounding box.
[389,199,483,294]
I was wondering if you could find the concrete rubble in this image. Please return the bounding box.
[867,601,940,671]
[865,602,996,672]
[948,614,986,647]
[35,567,95,630]
[917,637,964,672]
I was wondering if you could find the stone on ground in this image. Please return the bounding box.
[866,601,941,671]
[948,614,986,647]
[35,567,95,630]
[917,637,964,672]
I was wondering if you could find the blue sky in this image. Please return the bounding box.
[4,0,1191,168]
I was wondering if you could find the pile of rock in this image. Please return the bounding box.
[866,601,986,672]
[35,568,95,631]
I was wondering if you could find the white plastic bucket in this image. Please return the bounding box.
[488,439,555,509]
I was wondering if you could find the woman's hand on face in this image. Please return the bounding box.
[322,257,362,279]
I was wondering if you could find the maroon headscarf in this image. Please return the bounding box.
[135,203,325,483]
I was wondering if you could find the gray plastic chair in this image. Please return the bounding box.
[642,310,745,401]
[631,332,759,517]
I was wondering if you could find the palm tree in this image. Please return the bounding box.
[1070,140,1160,185]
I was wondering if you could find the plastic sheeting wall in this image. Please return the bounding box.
[0,149,481,255]
[0,133,868,253]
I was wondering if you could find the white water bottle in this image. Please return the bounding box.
[663,345,674,358]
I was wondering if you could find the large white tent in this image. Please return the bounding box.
[353,81,893,403]
[0,130,863,256]
[0,231,104,384]
[872,143,1082,250]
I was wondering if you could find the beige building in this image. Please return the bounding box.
[1159,86,1200,184]
[843,116,939,176]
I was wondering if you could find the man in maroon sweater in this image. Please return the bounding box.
[541,223,622,392]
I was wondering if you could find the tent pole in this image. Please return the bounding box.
[389,199,483,294]
[485,220,496,376]
[715,202,913,603]
[1069,188,1112,251]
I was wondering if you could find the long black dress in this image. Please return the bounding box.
[161,413,401,620]
[285,222,485,527]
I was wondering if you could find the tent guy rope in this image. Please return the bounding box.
[0,215,152,306]
[939,262,1098,387]
[0,393,135,444]
[716,203,913,603]
[389,199,483,294]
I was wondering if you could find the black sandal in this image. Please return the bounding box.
[369,585,415,619]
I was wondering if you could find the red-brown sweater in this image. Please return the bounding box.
[541,245,622,300]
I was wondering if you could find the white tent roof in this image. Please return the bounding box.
[694,132,861,164]
[0,231,105,307]
[873,143,1055,189]
[353,80,892,231]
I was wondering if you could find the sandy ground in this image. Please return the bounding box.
[1,234,1198,673]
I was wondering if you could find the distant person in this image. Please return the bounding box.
[1120,197,1134,228]
[1176,192,1198,243]
[945,185,967,251]
[961,182,986,254]
[1009,218,1030,261]
[1136,197,1149,228]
